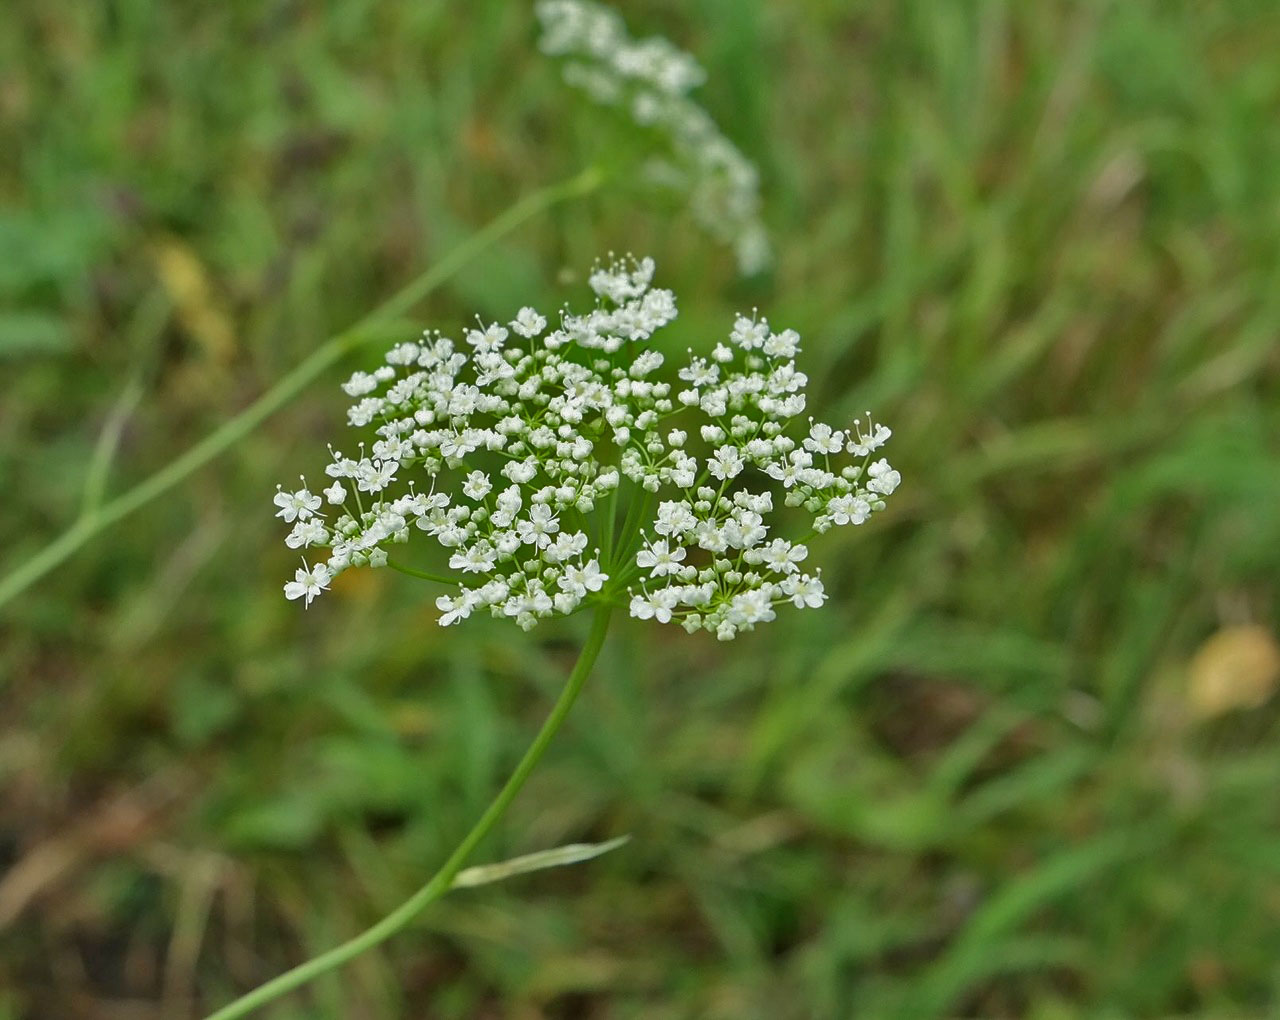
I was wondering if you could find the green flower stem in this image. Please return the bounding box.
[205,601,613,1020]
[600,482,621,564]
[606,490,655,587]
[0,165,606,613]
[79,374,146,518]
[385,558,461,587]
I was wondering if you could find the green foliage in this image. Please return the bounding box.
[2,0,1278,1017]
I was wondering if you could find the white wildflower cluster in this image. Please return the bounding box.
[536,0,770,275]
[276,256,897,639]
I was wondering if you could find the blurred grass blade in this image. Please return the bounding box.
[0,312,73,358]
[901,833,1139,1018]
[80,375,145,519]
[450,835,631,890]
[955,744,1099,828]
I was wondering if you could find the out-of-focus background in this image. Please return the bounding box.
[3,1,1280,1017]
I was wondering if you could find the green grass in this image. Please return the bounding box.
[3,1,1280,1017]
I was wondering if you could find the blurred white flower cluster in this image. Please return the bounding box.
[536,0,771,275]
[276,256,896,638]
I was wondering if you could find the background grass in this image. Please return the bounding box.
[3,0,1280,1017]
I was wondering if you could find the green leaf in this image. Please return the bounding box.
[0,311,73,358]
[450,835,631,890]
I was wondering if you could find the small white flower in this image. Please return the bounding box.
[462,471,493,500]
[722,511,767,550]
[630,350,664,376]
[693,519,728,553]
[558,558,608,597]
[763,329,800,359]
[804,422,844,455]
[436,592,473,626]
[708,445,743,481]
[385,342,421,366]
[782,573,826,609]
[284,561,330,607]
[827,494,870,526]
[654,500,696,537]
[511,307,548,338]
[764,458,803,488]
[341,371,379,397]
[729,315,768,350]
[729,588,776,625]
[274,486,321,523]
[515,504,560,548]
[503,460,538,484]
[756,538,806,574]
[286,518,328,550]
[628,589,674,623]
[636,538,686,577]
[848,420,892,456]
[450,544,498,574]
[466,323,509,353]
[356,460,397,493]
[546,531,589,562]
[866,458,900,495]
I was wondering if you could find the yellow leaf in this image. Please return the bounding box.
[150,237,237,364]
[1187,625,1280,719]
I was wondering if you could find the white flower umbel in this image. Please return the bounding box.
[536,1,770,275]
[276,256,896,638]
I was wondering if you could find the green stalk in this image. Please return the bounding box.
[0,166,605,613]
[606,489,655,584]
[386,558,460,587]
[205,602,613,1020]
